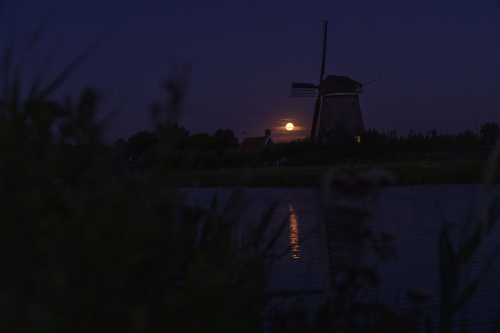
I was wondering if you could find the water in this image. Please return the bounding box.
[181,185,500,330]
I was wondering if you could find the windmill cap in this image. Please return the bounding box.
[319,75,363,95]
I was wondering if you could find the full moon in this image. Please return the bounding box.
[285,123,294,131]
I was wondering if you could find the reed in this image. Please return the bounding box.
[434,139,500,332]
[1,34,288,332]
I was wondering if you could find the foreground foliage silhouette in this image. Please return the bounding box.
[2,31,500,332]
[1,37,288,332]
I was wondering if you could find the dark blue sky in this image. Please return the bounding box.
[3,1,499,143]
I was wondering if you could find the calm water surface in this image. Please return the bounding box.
[182,185,500,330]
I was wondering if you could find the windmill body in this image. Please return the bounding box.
[317,75,365,140]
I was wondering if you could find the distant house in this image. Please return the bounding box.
[238,129,274,152]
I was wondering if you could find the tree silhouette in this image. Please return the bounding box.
[126,130,159,160]
[211,128,239,154]
[480,122,499,148]
[186,132,211,151]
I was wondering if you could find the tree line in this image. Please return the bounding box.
[111,125,241,170]
[111,122,499,170]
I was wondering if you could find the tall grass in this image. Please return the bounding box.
[0,33,288,332]
[316,169,424,331]
[435,138,500,332]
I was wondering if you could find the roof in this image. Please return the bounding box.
[238,136,274,152]
[319,75,363,95]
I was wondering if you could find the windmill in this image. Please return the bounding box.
[291,21,365,143]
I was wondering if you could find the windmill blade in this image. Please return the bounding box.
[311,20,328,142]
[291,82,317,97]
[310,96,321,139]
[289,21,329,143]
[363,77,381,86]
[319,20,327,83]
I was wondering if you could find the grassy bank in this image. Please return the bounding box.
[382,159,488,185]
[173,159,490,187]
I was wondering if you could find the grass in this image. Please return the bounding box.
[171,159,489,187]
[171,166,326,187]
[379,159,487,185]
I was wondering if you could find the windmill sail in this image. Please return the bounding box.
[310,20,328,141]
[291,83,317,97]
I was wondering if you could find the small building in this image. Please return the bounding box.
[238,129,274,152]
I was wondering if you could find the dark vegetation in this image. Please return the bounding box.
[113,123,499,170]
[109,122,498,186]
[1,40,282,331]
[2,30,500,332]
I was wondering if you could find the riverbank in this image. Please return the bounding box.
[170,159,491,187]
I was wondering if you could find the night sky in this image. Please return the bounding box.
[3,1,499,144]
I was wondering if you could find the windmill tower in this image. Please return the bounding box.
[291,21,365,143]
